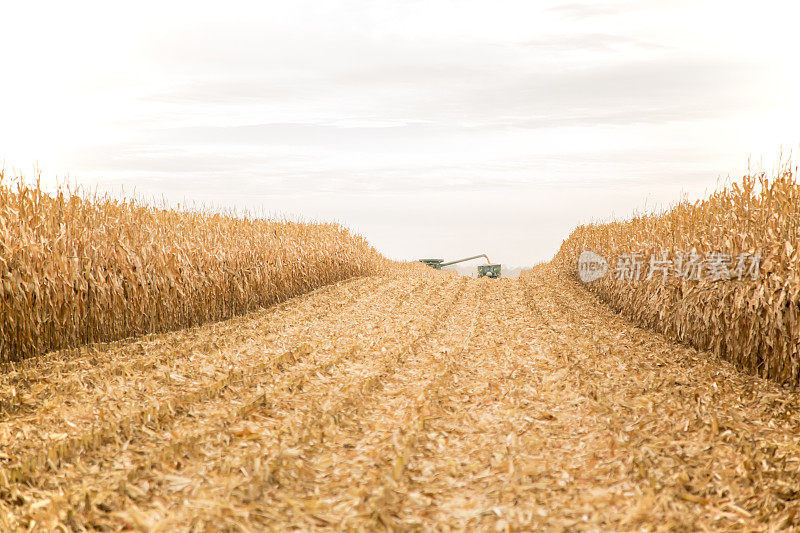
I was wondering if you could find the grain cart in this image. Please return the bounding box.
[418,254,501,278]
[477,264,502,278]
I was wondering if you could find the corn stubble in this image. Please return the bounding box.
[556,166,800,385]
[0,172,384,362]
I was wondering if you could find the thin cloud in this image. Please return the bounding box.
[413,56,769,127]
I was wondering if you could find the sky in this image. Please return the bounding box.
[1,0,799,265]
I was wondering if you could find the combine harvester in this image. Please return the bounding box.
[418,254,502,278]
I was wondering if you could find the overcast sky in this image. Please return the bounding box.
[2,1,799,265]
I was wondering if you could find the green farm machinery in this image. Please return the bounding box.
[418,254,502,278]
[476,264,502,278]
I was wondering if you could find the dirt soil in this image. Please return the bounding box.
[1,266,799,531]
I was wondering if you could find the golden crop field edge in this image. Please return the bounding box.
[553,166,800,385]
[0,172,390,363]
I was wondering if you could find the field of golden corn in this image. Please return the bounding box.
[0,173,383,363]
[555,165,800,385]
[1,171,800,530]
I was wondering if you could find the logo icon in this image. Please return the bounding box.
[577,250,608,282]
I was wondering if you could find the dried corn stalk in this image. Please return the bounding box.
[0,172,386,362]
[555,167,800,385]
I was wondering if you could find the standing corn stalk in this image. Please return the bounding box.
[0,172,385,362]
[555,166,800,385]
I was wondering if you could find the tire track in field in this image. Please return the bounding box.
[0,276,396,491]
[357,278,554,530]
[109,274,468,531]
[5,273,461,530]
[313,279,489,530]
[194,278,487,530]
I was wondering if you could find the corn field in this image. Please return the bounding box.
[0,171,384,363]
[555,166,800,384]
[4,171,800,530]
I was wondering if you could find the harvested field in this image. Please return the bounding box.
[2,266,800,531]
